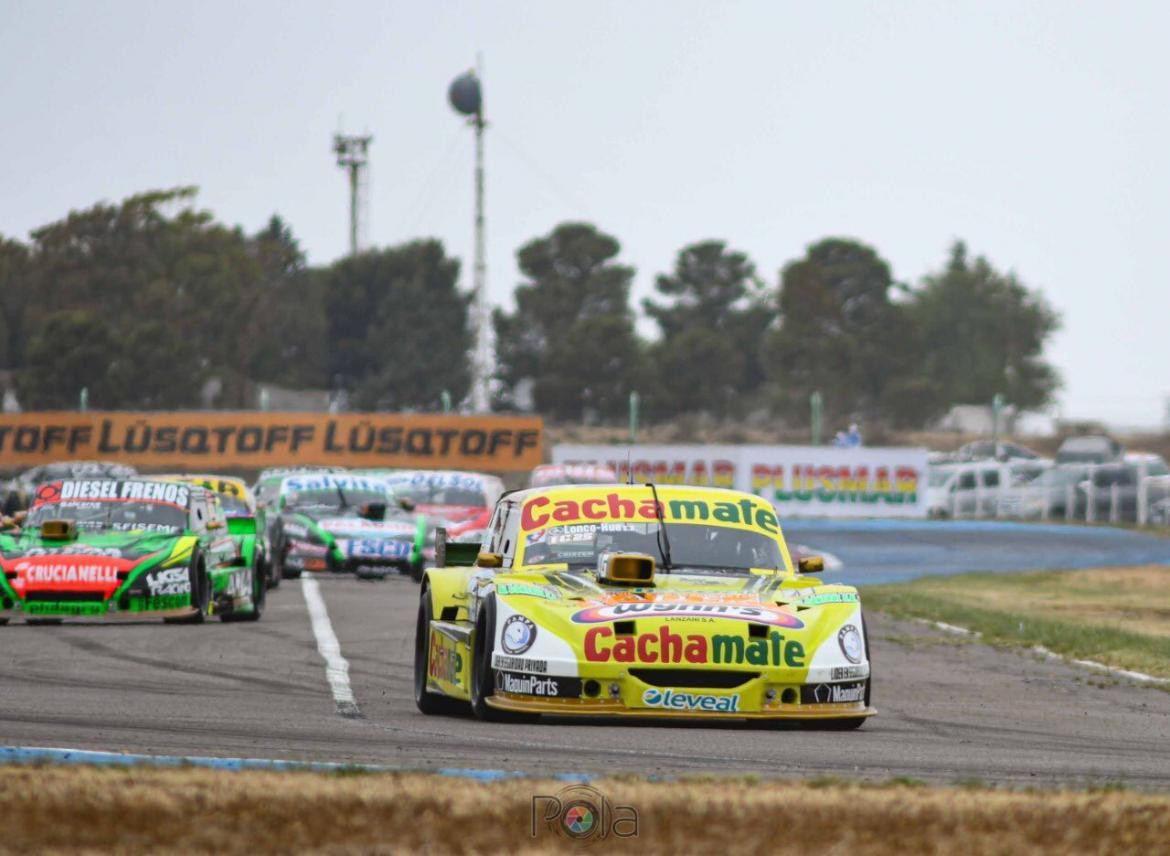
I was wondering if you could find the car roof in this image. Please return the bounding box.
[502,482,764,504]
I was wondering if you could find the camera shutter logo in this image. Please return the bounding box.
[532,784,638,843]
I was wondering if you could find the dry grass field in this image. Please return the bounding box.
[864,565,1170,679]
[2,764,1169,854]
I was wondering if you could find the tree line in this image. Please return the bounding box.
[0,188,1060,429]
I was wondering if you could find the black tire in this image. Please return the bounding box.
[469,595,538,723]
[414,586,466,716]
[817,716,867,730]
[273,522,300,580]
[222,561,265,623]
[165,557,208,624]
[264,550,281,590]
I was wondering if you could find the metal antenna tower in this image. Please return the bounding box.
[333,132,372,255]
[449,63,492,412]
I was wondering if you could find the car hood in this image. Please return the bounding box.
[489,569,864,678]
[0,530,186,601]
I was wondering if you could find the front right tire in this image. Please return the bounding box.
[469,595,537,723]
[165,557,208,624]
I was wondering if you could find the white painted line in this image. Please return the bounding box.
[926,619,981,637]
[913,618,1170,685]
[301,574,361,718]
[1031,646,1170,686]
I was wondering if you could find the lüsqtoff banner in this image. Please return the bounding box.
[552,444,928,518]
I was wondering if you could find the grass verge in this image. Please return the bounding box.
[3,765,1170,854]
[863,565,1170,679]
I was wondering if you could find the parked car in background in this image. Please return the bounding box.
[1078,454,1170,523]
[927,461,1006,517]
[954,441,1041,462]
[997,464,1091,520]
[1055,435,1123,465]
[928,459,1052,518]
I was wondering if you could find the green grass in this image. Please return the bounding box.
[863,566,1170,679]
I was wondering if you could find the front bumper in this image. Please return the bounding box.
[4,596,197,621]
[487,694,874,720]
[486,665,873,720]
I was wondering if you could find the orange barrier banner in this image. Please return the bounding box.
[0,412,543,472]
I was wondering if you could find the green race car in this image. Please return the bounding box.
[0,478,265,624]
[270,474,427,580]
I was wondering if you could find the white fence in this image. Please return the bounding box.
[553,444,930,519]
[929,461,1170,525]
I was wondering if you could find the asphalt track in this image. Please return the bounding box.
[2,522,1169,788]
[789,519,1170,584]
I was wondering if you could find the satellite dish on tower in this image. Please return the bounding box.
[448,71,482,117]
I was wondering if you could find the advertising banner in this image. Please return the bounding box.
[552,443,928,518]
[0,412,543,472]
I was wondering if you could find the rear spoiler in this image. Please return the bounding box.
[433,527,481,567]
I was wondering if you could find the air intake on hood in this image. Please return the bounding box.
[40,519,78,541]
[598,553,655,585]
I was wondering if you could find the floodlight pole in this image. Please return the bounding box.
[333,133,372,256]
[471,103,490,413]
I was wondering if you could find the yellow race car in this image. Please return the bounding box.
[414,484,874,727]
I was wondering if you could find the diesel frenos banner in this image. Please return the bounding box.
[0,412,543,472]
[552,444,928,518]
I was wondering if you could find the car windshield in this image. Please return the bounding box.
[27,500,187,532]
[285,488,390,510]
[254,479,282,506]
[218,494,252,516]
[928,469,955,487]
[391,474,488,507]
[1038,467,1087,487]
[520,522,785,575]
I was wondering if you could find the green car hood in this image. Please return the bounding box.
[0,528,191,603]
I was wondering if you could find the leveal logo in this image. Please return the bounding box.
[642,688,740,712]
[532,784,637,845]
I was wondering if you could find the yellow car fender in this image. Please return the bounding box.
[422,566,478,623]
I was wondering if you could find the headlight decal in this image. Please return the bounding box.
[838,624,864,664]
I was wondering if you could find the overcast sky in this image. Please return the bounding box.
[3,1,1167,427]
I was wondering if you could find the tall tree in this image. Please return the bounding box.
[494,223,642,420]
[0,237,32,369]
[241,215,327,391]
[320,240,471,409]
[19,311,126,408]
[643,241,772,417]
[22,188,261,408]
[765,238,923,426]
[908,241,1060,413]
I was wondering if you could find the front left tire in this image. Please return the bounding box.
[413,585,466,716]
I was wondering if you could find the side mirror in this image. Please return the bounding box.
[434,527,447,567]
[797,555,825,574]
[476,551,502,568]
